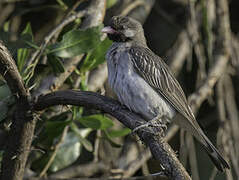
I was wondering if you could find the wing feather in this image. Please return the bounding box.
[128,46,195,123]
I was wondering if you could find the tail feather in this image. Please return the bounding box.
[173,114,230,171]
[201,132,230,172]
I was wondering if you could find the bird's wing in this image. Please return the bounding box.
[128,46,195,123]
[128,46,230,171]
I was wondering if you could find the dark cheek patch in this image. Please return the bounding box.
[108,33,129,42]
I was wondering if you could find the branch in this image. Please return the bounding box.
[33,90,191,180]
[49,161,109,179]
[38,126,69,178]
[0,42,36,180]
[188,0,231,113]
[26,10,87,67]
[0,41,27,98]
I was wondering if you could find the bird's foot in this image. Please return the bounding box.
[132,114,168,134]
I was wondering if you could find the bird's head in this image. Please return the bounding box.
[102,16,146,45]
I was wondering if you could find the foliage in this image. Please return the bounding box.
[0,1,129,177]
[0,0,236,179]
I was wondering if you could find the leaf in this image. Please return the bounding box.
[79,73,88,91]
[40,120,71,146]
[0,102,8,122]
[70,122,93,152]
[103,130,122,148]
[17,23,34,73]
[107,0,117,8]
[45,121,70,137]
[47,55,65,74]
[0,32,33,58]
[0,84,11,100]
[81,38,112,73]
[3,21,9,32]
[107,128,131,138]
[0,96,15,122]
[78,114,114,130]
[22,22,33,41]
[49,132,81,172]
[48,26,102,58]
[72,106,83,120]
[17,48,30,73]
[32,132,81,173]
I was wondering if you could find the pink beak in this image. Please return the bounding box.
[101,26,117,34]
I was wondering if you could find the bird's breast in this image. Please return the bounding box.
[106,43,175,121]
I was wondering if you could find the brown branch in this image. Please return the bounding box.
[48,161,109,179]
[0,41,27,98]
[189,0,231,113]
[167,31,190,77]
[33,90,191,180]
[216,75,234,180]
[0,42,36,180]
[0,1,107,179]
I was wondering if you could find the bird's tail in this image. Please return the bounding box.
[200,131,230,172]
[173,114,230,171]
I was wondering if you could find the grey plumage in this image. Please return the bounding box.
[102,16,230,171]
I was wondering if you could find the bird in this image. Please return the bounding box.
[101,16,230,172]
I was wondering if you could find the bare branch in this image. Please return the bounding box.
[34,90,191,180]
[49,161,109,179]
[0,42,36,180]
[0,41,27,98]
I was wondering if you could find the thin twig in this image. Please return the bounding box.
[120,0,145,16]
[49,161,109,179]
[33,0,107,97]
[39,126,69,177]
[186,133,199,180]
[26,9,87,68]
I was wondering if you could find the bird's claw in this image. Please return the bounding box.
[132,114,169,134]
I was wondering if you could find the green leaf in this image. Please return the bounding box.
[56,0,68,10]
[78,114,114,130]
[107,128,131,138]
[0,84,11,100]
[32,132,81,173]
[48,26,102,58]
[0,96,15,122]
[81,38,112,73]
[0,31,33,57]
[0,102,8,122]
[50,132,81,172]
[80,73,88,91]
[72,106,83,120]
[17,48,30,73]
[47,55,65,74]
[107,0,117,8]
[17,23,34,73]
[70,122,93,152]
[103,130,122,148]
[3,21,9,32]
[45,121,70,137]
[22,22,33,41]
[40,120,71,146]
